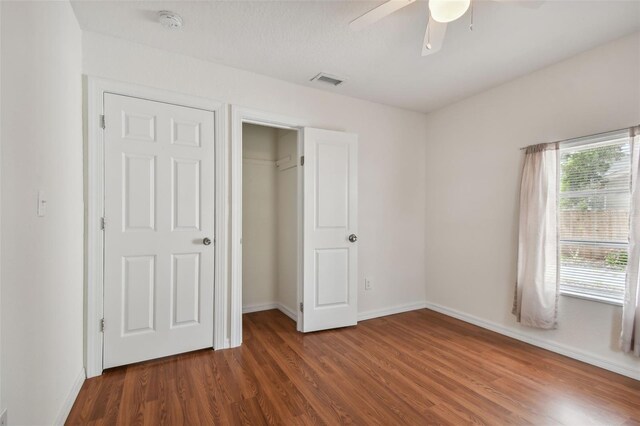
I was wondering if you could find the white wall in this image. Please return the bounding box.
[82,32,429,335]
[276,129,298,314]
[1,2,84,424]
[242,124,278,308]
[424,32,640,378]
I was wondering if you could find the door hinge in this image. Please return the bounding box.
[100,217,106,230]
[300,156,304,166]
[100,114,106,129]
[299,302,304,313]
[100,318,105,332]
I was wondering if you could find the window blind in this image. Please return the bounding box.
[558,132,632,304]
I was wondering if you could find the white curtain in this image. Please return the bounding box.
[513,143,559,329]
[621,127,640,356]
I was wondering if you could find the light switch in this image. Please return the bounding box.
[37,191,47,217]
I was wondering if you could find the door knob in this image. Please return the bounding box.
[348,234,358,243]
[203,237,212,246]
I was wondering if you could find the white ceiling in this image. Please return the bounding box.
[71,0,640,113]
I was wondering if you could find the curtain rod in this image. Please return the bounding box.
[519,125,640,151]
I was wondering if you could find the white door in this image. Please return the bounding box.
[302,128,358,332]
[103,93,215,368]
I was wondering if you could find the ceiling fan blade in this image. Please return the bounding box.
[491,0,545,10]
[349,0,416,31]
[421,16,447,56]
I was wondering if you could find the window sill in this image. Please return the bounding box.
[560,290,623,307]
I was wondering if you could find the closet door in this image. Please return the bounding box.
[301,128,358,332]
[103,93,215,368]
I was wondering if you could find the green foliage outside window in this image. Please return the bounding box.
[560,145,624,211]
[605,250,628,269]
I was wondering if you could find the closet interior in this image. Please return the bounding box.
[242,123,299,321]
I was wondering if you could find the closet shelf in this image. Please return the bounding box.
[243,155,297,171]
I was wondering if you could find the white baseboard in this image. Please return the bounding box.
[244,301,430,323]
[242,302,278,314]
[276,303,298,321]
[423,301,640,381]
[54,367,86,425]
[244,301,429,323]
[357,301,428,322]
[243,302,298,321]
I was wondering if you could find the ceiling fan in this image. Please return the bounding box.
[350,0,545,56]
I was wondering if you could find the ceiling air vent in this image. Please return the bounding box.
[310,73,345,87]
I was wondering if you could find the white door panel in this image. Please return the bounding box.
[172,158,201,231]
[123,154,156,231]
[172,253,201,326]
[302,128,358,332]
[103,94,215,368]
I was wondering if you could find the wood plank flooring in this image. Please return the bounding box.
[67,309,640,425]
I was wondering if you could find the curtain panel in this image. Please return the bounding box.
[513,143,559,329]
[621,128,640,356]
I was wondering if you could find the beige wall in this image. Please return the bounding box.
[424,32,640,378]
[276,129,298,314]
[242,124,298,316]
[82,31,429,329]
[1,1,84,424]
[242,124,278,308]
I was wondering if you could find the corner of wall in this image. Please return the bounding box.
[1,1,85,423]
[421,32,640,381]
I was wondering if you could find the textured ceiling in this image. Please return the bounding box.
[71,0,640,113]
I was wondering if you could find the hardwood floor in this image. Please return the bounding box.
[67,309,640,425]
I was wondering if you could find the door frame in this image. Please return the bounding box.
[230,106,306,346]
[85,76,228,378]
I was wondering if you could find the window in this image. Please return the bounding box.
[558,131,633,304]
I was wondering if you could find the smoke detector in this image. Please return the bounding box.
[158,11,183,29]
